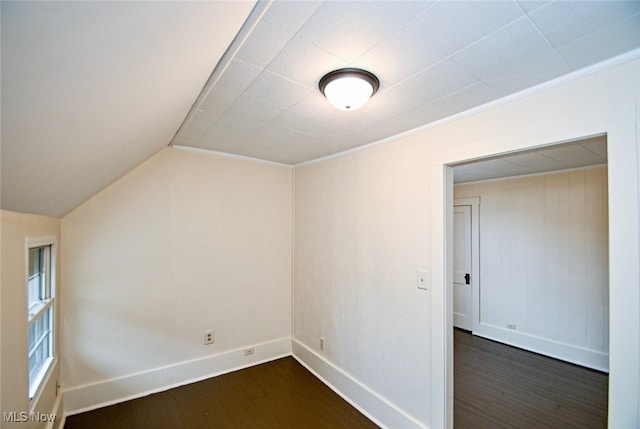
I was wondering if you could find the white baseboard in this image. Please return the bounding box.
[292,339,427,429]
[47,392,64,429]
[54,414,66,429]
[474,323,609,372]
[63,337,291,415]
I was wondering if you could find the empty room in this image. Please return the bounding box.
[451,139,610,427]
[1,2,639,429]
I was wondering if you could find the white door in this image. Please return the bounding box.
[453,205,472,330]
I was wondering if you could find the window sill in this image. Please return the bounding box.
[29,357,55,403]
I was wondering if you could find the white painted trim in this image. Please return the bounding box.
[47,393,64,429]
[26,236,59,408]
[290,171,297,340]
[26,236,58,248]
[292,339,427,429]
[475,323,608,372]
[637,103,640,427]
[172,144,292,168]
[454,197,480,334]
[53,414,65,429]
[63,337,291,416]
[430,164,454,429]
[296,49,640,168]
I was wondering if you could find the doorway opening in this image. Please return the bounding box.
[450,135,609,427]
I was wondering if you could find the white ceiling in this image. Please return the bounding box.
[453,134,607,183]
[173,0,640,165]
[1,1,639,217]
[1,1,257,217]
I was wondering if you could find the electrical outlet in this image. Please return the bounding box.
[319,337,325,351]
[506,323,516,330]
[204,330,214,345]
[244,347,255,356]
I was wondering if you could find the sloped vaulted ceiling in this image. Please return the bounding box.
[173,0,640,164]
[2,1,640,218]
[1,1,257,217]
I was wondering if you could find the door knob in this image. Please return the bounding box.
[465,273,470,284]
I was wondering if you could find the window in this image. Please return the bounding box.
[27,239,56,400]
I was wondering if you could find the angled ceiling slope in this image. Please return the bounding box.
[2,1,640,219]
[173,0,640,164]
[1,1,257,217]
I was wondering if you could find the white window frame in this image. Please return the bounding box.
[26,236,57,402]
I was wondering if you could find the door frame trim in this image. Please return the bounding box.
[454,197,480,332]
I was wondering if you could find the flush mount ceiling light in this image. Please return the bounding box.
[319,68,380,111]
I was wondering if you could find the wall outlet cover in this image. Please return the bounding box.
[204,330,214,345]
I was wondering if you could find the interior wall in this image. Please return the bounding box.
[1,210,62,429]
[294,141,432,428]
[294,56,640,429]
[455,166,609,371]
[60,147,293,413]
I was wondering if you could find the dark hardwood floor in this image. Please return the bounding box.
[454,328,608,429]
[65,332,607,429]
[63,357,379,429]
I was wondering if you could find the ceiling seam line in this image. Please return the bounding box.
[169,0,273,147]
[386,14,532,92]
[520,13,572,70]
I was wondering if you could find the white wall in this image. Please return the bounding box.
[294,56,640,429]
[1,210,63,429]
[60,147,293,413]
[455,166,609,371]
[294,141,432,428]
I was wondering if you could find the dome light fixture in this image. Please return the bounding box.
[319,68,379,111]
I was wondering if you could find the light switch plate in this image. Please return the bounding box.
[417,270,429,290]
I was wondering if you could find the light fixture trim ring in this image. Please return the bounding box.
[319,68,380,97]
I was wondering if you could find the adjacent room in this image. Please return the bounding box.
[451,137,610,427]
[2,2,639,429]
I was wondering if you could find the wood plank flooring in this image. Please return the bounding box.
[65,332,608,429]
[63,357,379,429]
[454,328,608,429]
